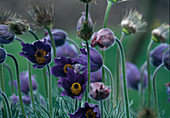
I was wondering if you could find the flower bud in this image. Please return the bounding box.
[163,49,170,71]
[90,28,115,50]
[79,0,93,3]
[121,10,147,35]
[150,44,169,67]
[152,24,169,43]
[7,19,30,35]
[77,12,93,41]
[0,25,15,44]
[0,47,7,64]
[89,82,111,101]
[137,108,155,118]
[91,69,102,83]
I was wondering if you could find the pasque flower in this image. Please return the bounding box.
[0,47,7,64]
[10,94,31,105]
[78,47,103,72]
[0,25,15,44]
[12,71,37,95]
[91,28,115,50]
[163,49,170,71]
[69,102,100,118]
[19,39,51,69]
[51,57,78,78]
[91,68,102,83]
[59,69,87,100]
[150,44,169,67]
[89,82,111,101]
[44,29,67,47]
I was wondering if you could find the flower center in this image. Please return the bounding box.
[63,64,74,73]
[34,49,47,64]
[85,109,97,118]
[70,82,82,95]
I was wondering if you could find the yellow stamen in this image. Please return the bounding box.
[70,82,82,95]
[85,109,97,118]
[63,64,74,73]
[34,49,47,64]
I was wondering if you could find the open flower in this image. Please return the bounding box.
[19,39,51,69]
[12,71,38,95]
[51,57,78,78]
[0,47,7,64]
[163,49,170,71]
[60,69,87,100]
[44,29,67,47]
[78,47,103,72]
[91,28,115,50]
[150,44,169,67]
[89,82,111,101]
[69,102,100,118]
[121,10,147,35]
[0,25,15,44]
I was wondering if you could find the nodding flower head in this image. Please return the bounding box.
[152,24,169,43]
[90,82,111,101]
[150,44,169,67]
[0,25,15,44]
[69,102,100,118]
[28,3,54,29]
[137,108,155,118]
[79,0,93,3]
[7,19,30,35]
[163,49,170,71]
[165,83,170,102]
[121,10,147,35]
[77,12,93,41]
[91,28,115,50]
[19,39,51,69]
[44,29,67,47]
[0,47,7,64]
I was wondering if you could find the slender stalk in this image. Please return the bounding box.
[66,38,80,53]
[153,63,164,118]
[15,37,25,43]
[146,40,154,107]
[7,54,26,118]
[4,63,14,94]
[100,101,104,118]
[47,65,52,116]
[42,67,48,98]
[28,62,35,111]
[85,3,89,21]
[0,64,4,92]
[86,41,90,102]
[46,28,57,58]
[115,39,130,118]
[102,65,114,101]
[0,89,12,118]
[28,30,39,41]
[75,99,78,111]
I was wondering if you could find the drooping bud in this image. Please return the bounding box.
[0,47,7,64]
[121,10,147,35]
[137,108,155,118]
[77,12,93,41]
[79,0,93,3]
[151,24,169,43]
[163,49,170,71]
[90,28,115,50]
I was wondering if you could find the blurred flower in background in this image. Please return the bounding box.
[0,47,7,64]
[163,49,170,71]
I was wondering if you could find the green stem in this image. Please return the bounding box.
[15,37,24,43]
[42,67,48,98]
[46,28,57,58]
[66,38,80,53]
[102,65,114,102]
[0,89,12,118]
[75,99,78,111]
[0,64,4,92]
[47,65,52,116]
[7,54,26,118]
[153,63,164,118]
[86,41,90,102]
[100,101,104,118]
[85,3,89,21]
[28,30,39,41]
[28,62,35,111]
[4,63,14,94]
[146,40,154,108]
[115,39,130,118]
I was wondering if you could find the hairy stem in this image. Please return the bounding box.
[42,67,48,98]
[47,65,52,116]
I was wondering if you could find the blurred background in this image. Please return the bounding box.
[0,0,170,117]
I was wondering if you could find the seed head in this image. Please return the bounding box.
[0,11,17,24]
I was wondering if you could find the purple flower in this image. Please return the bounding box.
[150,44,169,67]
[22,95,31,105]
[9,94,31,105]
[90,28,115,50]
[56,41,78,58]
[51,57,78,78]
[165,83,170,102]
[163,49,170,71]
[90,68,102,83]
[44,29,67,47]
[69,102,100,118]
[13,71,38,95]
[78,47,103,72]
[10,94,19,105]
[125,62,148,90]
[89,82,111,101]
[60,69,87,100]
[0,25,15,44]
[19,39,51,69]
[0,47,7,64]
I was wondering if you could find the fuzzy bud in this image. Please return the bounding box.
[163,49,170,71]
[0,47,7,64]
